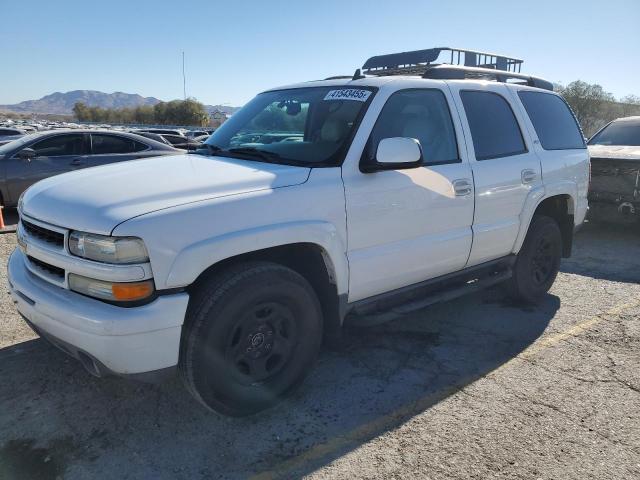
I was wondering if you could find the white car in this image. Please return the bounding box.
[8,48,589,416]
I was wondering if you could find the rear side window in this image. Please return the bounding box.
[31,134,86,157]
[92,135,148,154]
[366,89,459,165]
[518,91,585,150]
[460,91,526,160]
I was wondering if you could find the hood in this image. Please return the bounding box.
[588,145,640,161]
[22,154,310,234]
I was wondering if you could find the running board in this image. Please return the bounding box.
[346,257,514,327]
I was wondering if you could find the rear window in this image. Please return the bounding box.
[460,91,526,160]
[518,91,585,150]
[588,121,640,146]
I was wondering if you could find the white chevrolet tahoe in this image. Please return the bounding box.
[7,48,589,416]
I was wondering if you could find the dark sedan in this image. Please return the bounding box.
[0,129,180,207]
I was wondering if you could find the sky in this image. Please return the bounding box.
[1,0,639,107]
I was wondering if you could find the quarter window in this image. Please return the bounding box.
[91,135,147,154]
[366,89,459,165]
[518,91,585,150]
[460,91,526,160]
[31,134,86,157]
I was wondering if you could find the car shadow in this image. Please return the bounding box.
[560,221,640,284]
[0,288,558,480]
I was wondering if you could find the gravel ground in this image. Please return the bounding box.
[0,223,639,480]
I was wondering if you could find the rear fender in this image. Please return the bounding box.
[512,181,577,254]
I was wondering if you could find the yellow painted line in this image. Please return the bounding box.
[520,299,640,359]
[250,299,640,480]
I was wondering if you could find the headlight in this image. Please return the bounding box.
[17,192,25,214]
[68,232,149,264]
[69,274,155,303]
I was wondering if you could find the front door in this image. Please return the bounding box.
[342,87,475,302]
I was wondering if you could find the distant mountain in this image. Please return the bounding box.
[0,90,161,115]
[0,90,241,116]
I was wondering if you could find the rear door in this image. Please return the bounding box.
[6,133,89,202]
[448,83,542,266]
[88,134,151,166]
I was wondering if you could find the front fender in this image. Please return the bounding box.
[512,181,577,254]
[164,220,349,295]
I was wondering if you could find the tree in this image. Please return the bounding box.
[557,81,616,137]
[71,99,210,126]
[72,102,90,121]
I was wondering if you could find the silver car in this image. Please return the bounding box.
[0,129,180,207]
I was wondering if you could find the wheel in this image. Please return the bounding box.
[506,215,562,303]
[180,262,323,416]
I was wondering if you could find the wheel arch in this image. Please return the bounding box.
[514,189,576,258]
[167,222,349,344]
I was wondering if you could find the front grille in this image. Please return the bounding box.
[27,256,65,280]
[22,220,65,248]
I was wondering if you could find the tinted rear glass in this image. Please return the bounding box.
[518,91,585,150]
[92,135,147,154]
[460,91,526,160]
[588,121,640,146]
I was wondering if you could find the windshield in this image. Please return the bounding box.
[204,86,375,166]
[589,120,640,146]
[0,134,34,155]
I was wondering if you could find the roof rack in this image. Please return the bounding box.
[360,47,552,91]
[363,47,522,74]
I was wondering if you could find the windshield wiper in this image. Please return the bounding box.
[205,146,308,167]
[203,144,223,155]
[227,147,282,162]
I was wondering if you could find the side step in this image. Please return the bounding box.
[346,257,514,327]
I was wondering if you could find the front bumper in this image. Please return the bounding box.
[7,249,189,376]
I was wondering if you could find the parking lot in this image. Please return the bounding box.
[0,222,639,480]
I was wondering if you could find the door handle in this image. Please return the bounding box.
[521,169,537,184]
[70,158,84,166]
[452,178,473,197]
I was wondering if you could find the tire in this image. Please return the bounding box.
[179,261,323,416]
[506,215,562,304]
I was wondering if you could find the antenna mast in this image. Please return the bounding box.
[182,51,187,100]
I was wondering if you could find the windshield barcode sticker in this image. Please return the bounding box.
[324,89,372,102]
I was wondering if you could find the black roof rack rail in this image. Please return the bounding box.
[423,64,554,91]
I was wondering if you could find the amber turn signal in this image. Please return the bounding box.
[111,281,155,301]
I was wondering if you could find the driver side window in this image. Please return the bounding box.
[31,134,86,157]
[365,89,459,165]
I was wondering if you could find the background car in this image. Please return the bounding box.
[134,128,185,136]
[0,129,180,207]
[133,131,204,150]
[186,129,215,138]
[0,127,26,137]
[0,127,27,146]
[587,116,640,223]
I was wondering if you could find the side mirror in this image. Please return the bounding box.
[362,137,423,173]
[17,148,36,161]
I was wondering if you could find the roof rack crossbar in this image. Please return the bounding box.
[422,65,553,91]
